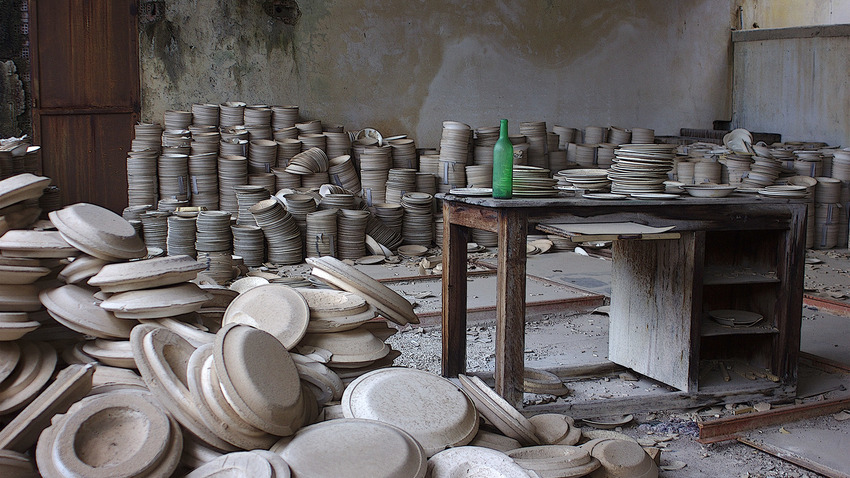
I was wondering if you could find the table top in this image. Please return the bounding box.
[436,192,809,208]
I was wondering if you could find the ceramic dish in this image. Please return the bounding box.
[341,367,478,457]
[222,284,310,350]
[49,203,147,261]
[40,285,136,339]
[457,374,539,446]
[0,341,57,414]
[448,187,493,197]
[528,413,582,445]
[0,173,51,210]
[0,313,40,341]
[681,184,737,198]
[87,254,207,292]
[99,283,212,319]
[708,309,763,327]
[0,230,79,258]
[428,446,533,478]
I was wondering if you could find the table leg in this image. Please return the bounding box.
[495,209,527,406]
[442,206,469,378]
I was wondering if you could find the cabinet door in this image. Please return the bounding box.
[609,232,703,392]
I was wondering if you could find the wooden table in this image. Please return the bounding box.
[439,193,807,406]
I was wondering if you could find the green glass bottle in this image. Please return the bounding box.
[492,119,513,199]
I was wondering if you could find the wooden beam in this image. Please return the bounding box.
[697,396,850,442]
[441,202,470,378]
[738,436,850,478]
[803,294,850,318]
[494,208,527,407]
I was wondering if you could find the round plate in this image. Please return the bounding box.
[222,284,310,350]
[341,368,479,457]
[457,374,539,446]
[582,193,626,200]
[629,193,681,200]
[49,203,146,261]
[582,414,634,429]
[428,446,531,478]
[449,187,493,197]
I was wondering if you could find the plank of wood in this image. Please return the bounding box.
[738,434,850,478]
[441,202,471,378]
[697,396,850,441]
[494,208,528,407]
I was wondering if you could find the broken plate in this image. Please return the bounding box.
[529,413,582,445]
[296,288,376,333]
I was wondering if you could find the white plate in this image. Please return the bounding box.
[449,187,492,197]
[583,193,626,200]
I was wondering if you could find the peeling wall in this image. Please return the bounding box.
[740,0,850,29]
[733,32,850,146]
[140,0,737,146]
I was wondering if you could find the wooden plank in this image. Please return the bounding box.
[738,436,850,478]
[609,233,699,392]
[494,208,527,407]
[732,24,850,43]
[697,396,850,441]
[803,294,850,318]
[773,205,806,382]
[441,202,470,378]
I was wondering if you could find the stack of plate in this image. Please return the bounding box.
[139,210,170,252]
[271,105,299,129]
[385,169,417,204]
[439,121,472,167]
[596,143,617,168]
[276,139,303,168]
[708,309,763,327]
[299,133,327,153]
[285,147,329,175]
[190,132,220,155]
[166,215,198,258]
[548,149,569,173]
[247,140,278,174]
[676,161,695,184]
[319,193,355,211]
[161,130,191,151]
[0,311,40,341]
[609,144,677,195]
[283,193,317,239]
[231,225,265,267]
[389,138,417,170]
[274,126,299,141]
[188,153,219,210]
[301,171,330,189]
[195,211,232,254]
[196,250,232,284]
[158,154,189,201]
[247,172,276,196]
[219,101,246,127]
[401,192,433,246]
[272,167,302,190]
[158,197,189,212]
[324,132,351,159]
[373,203,403,235]
[608,126,632,145]
[350,137,378,171]
[693,160,722,184]
[815,177,842,203]
[757,185,808,199]
[630,127,655,144]
[475,125,500,148]
[814,203,841,249]
[436,159,466,194]
[583,126,607,144]
[366,215,404,251]
[336,210,370,260]
[132,123,163,153]
[512,166,558,197]
[794,151,823,177]
[234,185,270,226]
[126,150,159,207]
[305,209,338,258]
[217,155,248,216]
[164,110,192,130]
[360,146,392,206]
[419,153,441,177]
[219,138,248,157]
[574,144,597,167]
[520,121,548,169]
[191,103,220,126]
[473,145,495,166]
[249,199,303,265]
[328,155,361,192]
[295,120,322,136]
[552,125,577,149]
[415,172,437,195]
[244,105,271,126]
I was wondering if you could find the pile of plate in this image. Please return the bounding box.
[234,185,270,226]
[275,138,302,168]
[436,159,466,194]
[596,143,617,168]
[285,148,329,175]
[583,126,607,145]
[139,210,170,252]
[166,214,198,258]
[520,122,548,169]
[319,193,355,211]
[295,120,322,136]
[365,215,404,251]
[300,133,327,153]
[272,105,299,129]
[401,192,433,246]
[231,225,265,267]
[192,103,220,126]
[132,123,163,152]
[385,168,417,204]
[373,203,404,235]
[328,155,361,192]
[305,210,338,258]
[794,151,823,177]
[337,209,370,260]
[282,193,318,238]
[512,166,558,197]
[191,131,220,155]
[161,129,191,151]
[608,126,632,145]
[245,105,272,126]
[388,138,417,170]
[419,153,441,177]
[708,309,763,328]
[188,152,219,210]
[301,171,330,189]
[126,150,158,207]
[631,127,655,144]
[439,121,472,167]
[217,155,248,216]
[548,149,568,173]
[272,167,302,190]
[360,146,392,206]
[552,125,577,149]
[164,110,192,130]
[574,144,597,167]
[195,211,233,254]
[693,160,722,184]
[248,172,276,196]
[249,199,303,265]
[416,172,437,196]
[248,140,278,174]
[219,101,246,127]
[274,126,299,141]
[609,144,677,195]
[158,154,189,201]
[325,132,351,159]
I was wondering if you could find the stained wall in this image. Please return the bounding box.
[139,0,738,146]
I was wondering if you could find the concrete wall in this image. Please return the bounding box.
[139,0,737,147]
[740,0,850,29]
[733,26,850,146]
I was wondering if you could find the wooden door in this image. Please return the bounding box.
[29,0,139,212]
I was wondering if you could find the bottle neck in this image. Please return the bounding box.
[499,119,508,138]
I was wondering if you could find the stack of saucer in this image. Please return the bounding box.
[328,155,361,192]
[231,225,265,267]
[217,155,248,216]
[140,210,170,252]
[188,152,219,210]
[385,169,417,204]
[401,192,433,246]
[158,154,189,201]
[389,138,417,169]
[249,199,303,265]
[234,185,270,226]
[609,144,677,195]
[166,214,198,258]
[336,209,370,260]
[512,166,558,197]
[305,209,338,258]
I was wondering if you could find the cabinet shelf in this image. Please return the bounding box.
[701,319,779,337]
[703,266,780,285]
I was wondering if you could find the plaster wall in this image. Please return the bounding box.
[733,33,850,146]
[740,0,850,29]
[139,0,736,147]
